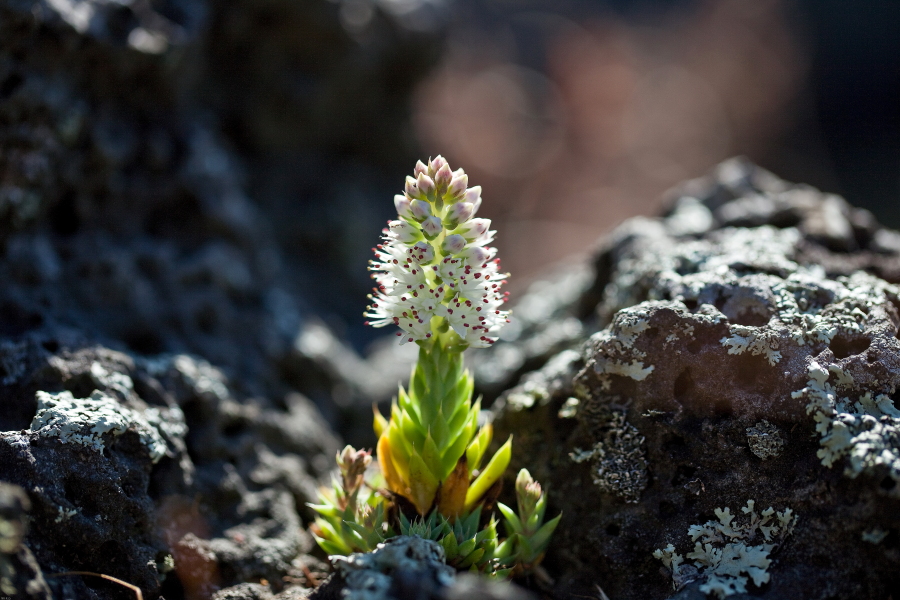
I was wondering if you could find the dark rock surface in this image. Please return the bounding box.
[493,158,900,600]
[0,0,443,598]
[308,538,535,600]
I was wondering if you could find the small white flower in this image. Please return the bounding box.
[366,158,510,348]
[389,220,420,244]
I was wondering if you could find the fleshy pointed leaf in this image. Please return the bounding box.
[465,436,512,512]
[421,433,443,480]
[441,531,459,558]
[466,423,493,473]
[373,407,389,439]
[430,411,451,450]
[378,434,406,496]
[530,513,562,551]
[458,548,485,569]
[408,452,439,515]
[456,538,477,558]
[496,502,523,535]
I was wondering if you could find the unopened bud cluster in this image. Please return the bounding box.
[365,156,510,348]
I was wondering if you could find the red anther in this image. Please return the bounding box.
[432,266,438,271]
[485,276,490,280]
[447,309,453,314]
[393,259,398,264]
[476,307,482,311]
[429,289,434,293]
[364,321,370,325]
[411,270,417,275]
[464,323,469,327]
[426,333,432,338]
[408,338,413,342]
[495,311,500,314]
[396,332,402,336]
[401,297,407,301]
[465,301,472,307]
[419,284,425,289]
[402,312,408,317]
[461,315,466,319]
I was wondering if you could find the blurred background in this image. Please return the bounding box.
[300,0,900,351]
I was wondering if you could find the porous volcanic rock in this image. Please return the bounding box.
[0,1,443,596]
[493,158,900,600]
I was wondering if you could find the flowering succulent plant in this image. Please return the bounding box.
[310,156,558,578]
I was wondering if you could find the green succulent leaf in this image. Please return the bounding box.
[465,436,512,511]
[442,531,459,558]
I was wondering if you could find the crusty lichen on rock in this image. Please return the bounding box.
[654,500,797,598]
[30,389,185,463]
[570,408,648,503]
[794,360,900,486]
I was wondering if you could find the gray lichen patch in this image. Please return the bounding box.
[654,500,797,598]
[793,360,900,486]
[30,390,185,463]
[570,409,648,503]
[745,420,785,460]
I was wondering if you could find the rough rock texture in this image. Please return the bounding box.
[493,158,900,600]
[0,344,340,598]
[309,537,534,600]
[0,0,443,598]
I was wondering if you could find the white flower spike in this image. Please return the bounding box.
[365,157,510,348]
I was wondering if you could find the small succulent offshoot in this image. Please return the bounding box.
[310,156,559,578]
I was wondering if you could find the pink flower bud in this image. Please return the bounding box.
[414,160,428,177]
[459,245,490,263]
[421,216,443,239]
[417,172,436,197]
[405,176,422,199]
[515,468,542,517]
[429,155,448,173]
[409,199,432,221]
[454,217,490,241]
[394,194,413,219]
[434,163,452,191]
[390,219,420,243]
[441,234,467,255]
[444,202,474,228]
[447,173,469,198]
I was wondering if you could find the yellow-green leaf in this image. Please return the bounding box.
[408,452,439,515]
[465,436,512,512]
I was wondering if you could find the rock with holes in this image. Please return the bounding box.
[0,343,339,599]
[492,158,900,600]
